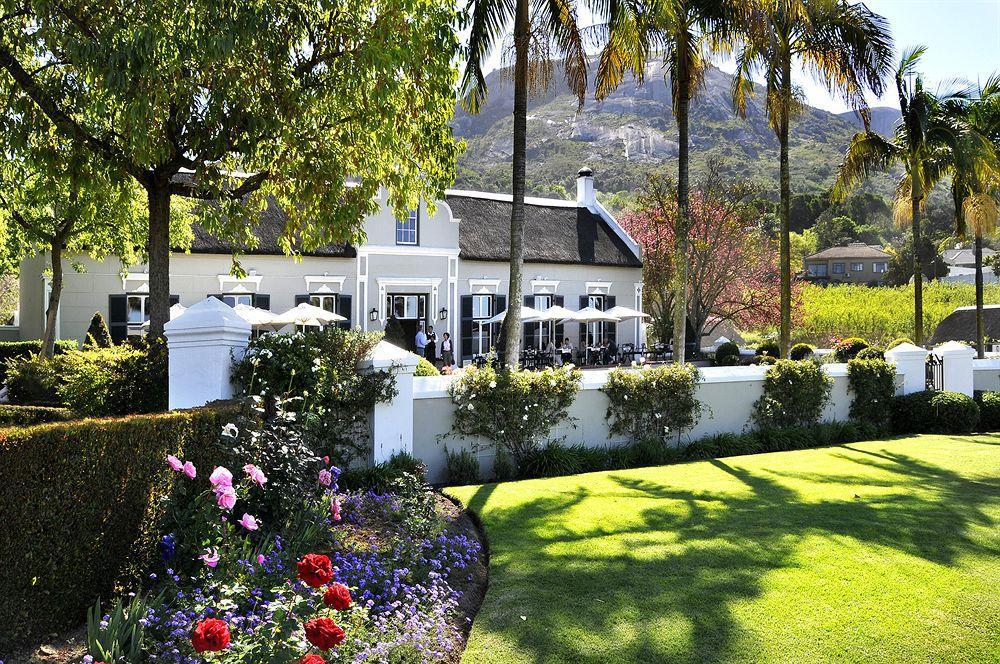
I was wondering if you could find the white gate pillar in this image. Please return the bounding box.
[936,341,976,396]
[359,340,420,464]
[885,342,929,395]
[165,297,251,409]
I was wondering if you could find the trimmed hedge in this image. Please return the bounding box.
[714,341,740,366]
[847,358,896,425]
[0,339,76,383]
[0,404,75,427]
[975,391,1000,431]
[833,337,870,362]
[789,343,815,360]
[0,405,236,648]
[890,390,980,434]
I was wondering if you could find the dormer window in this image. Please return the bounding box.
[396,209,419,245]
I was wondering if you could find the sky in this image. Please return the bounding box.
[473,0,1000,114]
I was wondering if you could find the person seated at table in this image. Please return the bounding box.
[559,338,574,364]
[603,337,618,364]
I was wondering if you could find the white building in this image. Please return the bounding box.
[17,169,644,363]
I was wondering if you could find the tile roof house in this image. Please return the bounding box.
[942,245,996,268]
[804,242,892,285]
[17,169,645,363]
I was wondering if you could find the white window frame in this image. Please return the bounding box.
[850,262,864,272]
[127,293,149,334]
[873,262,888,273]
[811,264,828,277]
[586,294,605,346]
[532,294,553,349]
[396,209,419,246]
[310,293,339,314]
[472,294,493,355]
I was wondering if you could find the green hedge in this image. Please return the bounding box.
[975,391,1000,431]
[0,339,76,383]
[0,405,236,648]
[890,391,980,434]
[847,358,897,425]
[0,404,75,427]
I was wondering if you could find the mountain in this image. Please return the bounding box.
[453,61,894,200]
[837,106,901,137]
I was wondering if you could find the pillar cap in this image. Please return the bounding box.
[164,297,251,335]
[934,340,976,357]
[359,340,421,371]
[885,342,929,358]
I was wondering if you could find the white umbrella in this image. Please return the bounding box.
[272,302,346,327]
[141,303,187,328]
[567,306,621,323]
[532,305,577,322]
[483,304,542,325]
[232,304,282,329]
[603,305,650,321]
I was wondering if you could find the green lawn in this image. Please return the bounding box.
[447,436,1000,663]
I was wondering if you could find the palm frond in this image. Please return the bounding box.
[536,0,589,109]
[459,0,517,113]
[832,130,899,200]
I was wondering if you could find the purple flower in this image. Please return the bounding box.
[318,469,333,487]
[183,461,197,479]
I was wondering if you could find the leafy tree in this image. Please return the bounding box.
[815,214,859,249]
[834,47,966,344]
[0,0,460,337]
[0,120,144,356]
[733,0,893,356]
[789,192,829,232]
[461,0,588,367]
[621,168,792,342]
[789,228,818,272]
[883,234,948,286]
[595,0,739,364]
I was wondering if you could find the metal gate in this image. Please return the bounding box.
[926,353,943,391]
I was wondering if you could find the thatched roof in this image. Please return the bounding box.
[446,193,641,267]
[930,305,1000,344]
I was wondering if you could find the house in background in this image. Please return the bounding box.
[939,244,1000,285]
[17,169,644,363]
[803,242,891,285]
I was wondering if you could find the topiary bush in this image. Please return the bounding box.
[847,358,897,425]
[415,356,439,376]
[756,341,780,358]
[975,391,1000,431]
[789,343,815,360]
[444,447,480,485]
[890,390,980,434]
[0,405,235,648]
[855,346,884,360]
[714,341,740,366]
[83,311,114,348]
[753,360,833,429]
[886,337,914,350]
[756,355,778,365]
[833,337,870,362]
[603,363,703,445]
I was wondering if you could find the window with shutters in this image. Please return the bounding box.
[310,294,338,313]
[222,293,253,307]
[127,294,148,334]
[586,294,605,345]
[472,295,492,354]
[533,294,552,349]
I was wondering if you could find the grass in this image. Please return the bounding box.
[447,435,1000,663]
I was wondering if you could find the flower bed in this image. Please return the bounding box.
[76,412,484,664]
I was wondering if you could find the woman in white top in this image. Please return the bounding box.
[440,332,454,368]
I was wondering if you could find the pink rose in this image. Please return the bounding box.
[243,464,267,487]
[330,497,341,522]
[257,554,266,565]
[167,455,183,472]
[238,513,259,531]
[318,469,333,487]
[209,466,233,488]
[215,485,237,511]
[200,547,220,567]
[183,462,197,479]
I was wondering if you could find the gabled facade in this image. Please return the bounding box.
[17,169,644,362]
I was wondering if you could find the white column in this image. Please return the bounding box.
[935,341,976,396]
[165,297,251,410]
[885,342,929,395]
[358,340,420,464]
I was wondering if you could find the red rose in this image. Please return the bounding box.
[297,553,334,588]
[299,656,326,664]
[304,617,346,650]
[191,618,231,653]
[323,583,352,610]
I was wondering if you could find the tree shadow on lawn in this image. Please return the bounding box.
[468,446,1000,663]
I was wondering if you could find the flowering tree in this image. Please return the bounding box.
[620,169,797,342]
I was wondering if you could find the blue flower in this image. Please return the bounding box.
[159,533,176,563]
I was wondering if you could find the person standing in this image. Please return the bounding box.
[440,332,454,368]
[425,325,437,364]
[414,326,427,357]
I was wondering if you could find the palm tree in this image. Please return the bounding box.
[833,47,960,345]
[594,0,739,364]
[460,0,588,367]
[941,78,1000,357]
[733,0,892,357]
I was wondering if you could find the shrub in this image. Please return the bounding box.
[0,405,235,647]
[57,338,168,416]
[0,404,75,427]
[0,339,76,384]
[887,337,914,349]
[753,360,833,429]
[833,337,870,362]
[5,353,61,405]
[789,343,815,360]
[519,441,588,479]
[83,311,114,348]
[855,346,884,360]
[891,390,980,434]
[448,363,581,471]
[415,356,440,376]
[975,391,1000,431]
[714,341,740,366]
[339,452,427,492]
[756,355,778,365]
[232,328,396,465]
[848,358,897,425]
[604,364,703,445]
[444,447,481,485]
[756,341,780,357]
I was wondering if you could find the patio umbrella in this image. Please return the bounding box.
[271,302,346,327]
[602,305,650,321]
[483,304,542,325]
[232,304,282,330]
[566,307,621,350]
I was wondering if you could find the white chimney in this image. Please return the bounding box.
[576,167,595,208]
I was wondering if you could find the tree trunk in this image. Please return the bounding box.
[673,44,691,365]
[975,232,985,358]
[503,0,529,369]
[911,172,923,345]
[146,182,172,339]
[39,241,62,358]
[778,56,792,358]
